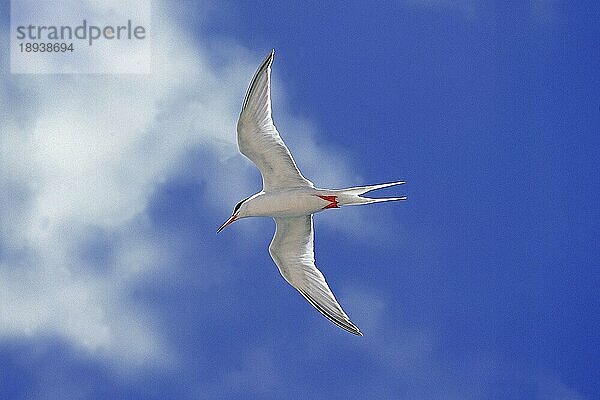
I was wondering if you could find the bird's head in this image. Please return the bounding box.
[217,195,252,233]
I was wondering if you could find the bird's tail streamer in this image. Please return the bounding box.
[334,181,407,206]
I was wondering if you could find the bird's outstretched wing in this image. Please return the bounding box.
[237,50,313,192]
[269,216,362,335]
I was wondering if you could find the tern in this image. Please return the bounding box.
[218,50,406,335]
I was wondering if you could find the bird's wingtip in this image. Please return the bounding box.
[259,49,275,70]
[266,49,275,65]
[349,321,363,336]
[340,318,363,336]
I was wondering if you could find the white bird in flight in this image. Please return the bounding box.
[218,50,406,335]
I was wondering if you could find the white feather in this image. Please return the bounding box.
[269,216,362,335]
[237,50,313,191]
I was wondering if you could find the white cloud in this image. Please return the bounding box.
[0,0,363,366]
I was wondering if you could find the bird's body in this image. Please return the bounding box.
[218,50,406,336]
[241,189,329,218]
[242,185,406,218]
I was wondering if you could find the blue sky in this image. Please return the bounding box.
[1,1,598,399]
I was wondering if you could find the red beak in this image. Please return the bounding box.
[217,214,237,233]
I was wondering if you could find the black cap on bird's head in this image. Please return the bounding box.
[217,195,252,233]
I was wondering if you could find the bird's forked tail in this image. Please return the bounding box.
[333,181,407,206]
